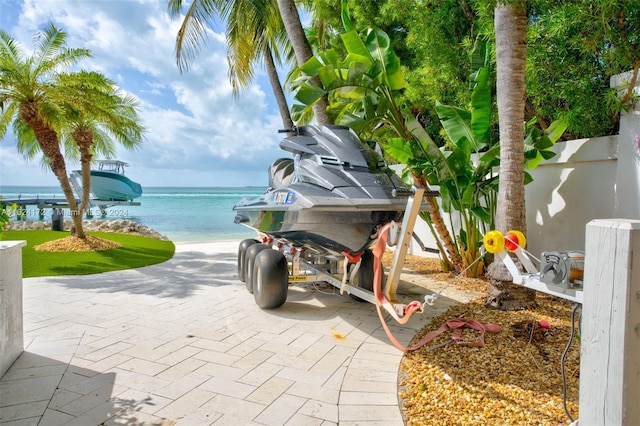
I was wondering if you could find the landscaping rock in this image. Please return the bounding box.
[6,219,168,240]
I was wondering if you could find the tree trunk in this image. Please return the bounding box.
[19,102,85,238]
[72,127,94,220]
[275,0,331,126]
[486,261,537,310]
[488,3,534,309]
[494,4,527,234]
[263,47,294,129]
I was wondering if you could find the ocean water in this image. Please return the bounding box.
[0,186,265,243]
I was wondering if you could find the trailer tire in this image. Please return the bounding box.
[350,249,376,302]
[245,243,269,293]
[253,249,288,309]
[238,239,259,282]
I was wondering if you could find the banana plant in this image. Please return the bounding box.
[290,22,464,271]
[430,38,497,276]
[290,12,566,276]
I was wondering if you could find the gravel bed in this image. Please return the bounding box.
[395,255,580,425]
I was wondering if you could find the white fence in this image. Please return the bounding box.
[580,219,640,425]
[403,72,640,261]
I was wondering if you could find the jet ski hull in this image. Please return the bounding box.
[235,201,402,255]
[233,125,415,256]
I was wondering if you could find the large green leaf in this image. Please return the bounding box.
[345,61,370,86]
[317,64,338,88]
[470,66,491,148]
[320,49,340,67]
[478,144,500,167]
[523,117,567,170]
[340,0,355,32]
[383,137,415,163]
[364,29,406,90]
[444,141,472,180]
[341,30,373,63]
[438,184,454,213]
[471,205,492,223]
[470,35,490,84]
[545,117,568,142]
[461,182,476,206]
[525,151,545,170]
[299,56,324,77]
[435,102,473,148]
[339,112,366,132]
[290,103,313,123]
[405,113,454,181]
[334,85,368,100]
[343,52,373,69]
[294,82,326,105]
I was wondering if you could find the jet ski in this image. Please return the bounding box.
[233,125,419,257]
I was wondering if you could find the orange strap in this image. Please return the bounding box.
[372,222,500,351]
[410,318,501,349]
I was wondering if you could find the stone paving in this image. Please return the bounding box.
[0,241,477,425]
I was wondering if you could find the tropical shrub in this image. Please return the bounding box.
[291,11,565,276]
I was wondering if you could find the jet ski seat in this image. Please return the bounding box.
[269,158,295,188]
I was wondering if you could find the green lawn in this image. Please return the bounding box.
[1,230,175,278]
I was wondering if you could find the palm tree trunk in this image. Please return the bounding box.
[275,0,332,126]
[19,102,86,239]
[54,164,85,239]
[263,47,294,128]
[488,3,536,310]
[72,127,94,220]
[495,3,527,234]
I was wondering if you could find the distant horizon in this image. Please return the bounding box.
[0,185,267,189]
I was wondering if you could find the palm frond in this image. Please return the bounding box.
[173,0,221,72]
[0,28,21,60]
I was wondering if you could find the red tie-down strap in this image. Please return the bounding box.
[372,222,500,351]
[409,318,501,350]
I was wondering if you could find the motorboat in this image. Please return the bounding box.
[71,159,142,201]
[233,125,417,257]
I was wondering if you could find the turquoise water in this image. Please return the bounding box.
[0,186,265,243]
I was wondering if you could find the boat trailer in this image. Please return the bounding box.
[237,186,585,350]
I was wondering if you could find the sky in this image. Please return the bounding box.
[0,0,291,188]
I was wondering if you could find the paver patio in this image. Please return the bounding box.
[0,241,477,425]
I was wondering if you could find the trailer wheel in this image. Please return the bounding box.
[245,243,269,293]
[238,239,259,282]
[350,249,376,302]
[253,249,289,309]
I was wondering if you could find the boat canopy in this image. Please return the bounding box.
[96,159,129,175]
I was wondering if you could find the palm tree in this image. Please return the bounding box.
[488,1,536,309]
[168,0,294,128]
[0,24,92,238]
[275,0,331,125]
[58,71,145,219]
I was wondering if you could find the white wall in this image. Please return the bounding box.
[525,136,619,257]
[399,71,640,262]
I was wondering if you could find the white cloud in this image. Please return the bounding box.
[0,0,286,188]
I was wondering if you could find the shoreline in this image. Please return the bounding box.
[5,219,254,246]
[6,219,169,241]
